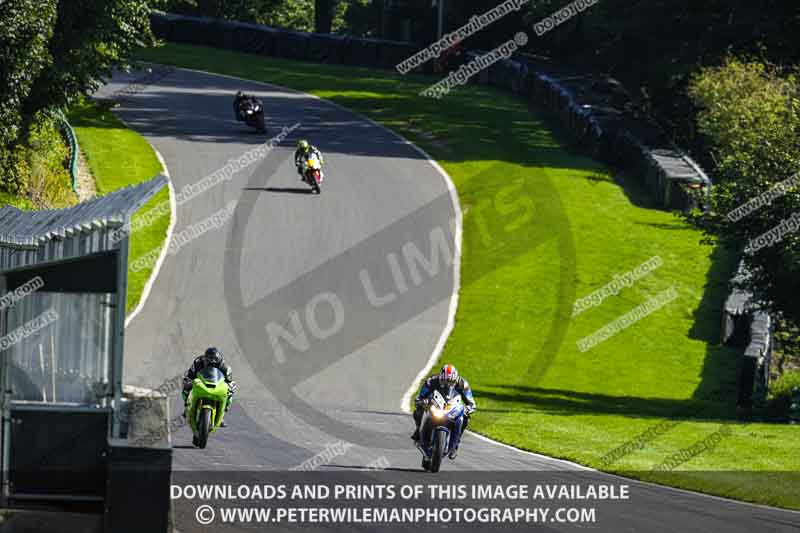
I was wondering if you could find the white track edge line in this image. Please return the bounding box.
[125,140,176,329]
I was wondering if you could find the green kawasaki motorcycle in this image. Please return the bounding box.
[187,366,229,448]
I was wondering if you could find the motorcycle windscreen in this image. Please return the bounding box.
[443,385,458,401]
[198,366,225,384]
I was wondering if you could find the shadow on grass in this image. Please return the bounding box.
[635,220,692,231]
[68,99,118,129]
[476,244,745,426]
[690,244,740,405]
[583,173,616,185]
[517,99,744,423]
[478,384,735,422]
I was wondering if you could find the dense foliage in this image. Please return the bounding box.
[0,0,57,192]
[686,58,800,333]
[767,369,800,419]
[523,0,800,150]
[153,0,378,35]
[0,0,154,200]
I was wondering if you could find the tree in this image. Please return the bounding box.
[22,0,155,135]
[315,0,334,33]
[0,0,57,193]
[0,0,57,148]
[687,59,800,322]
[333,0,378,37]
[1,0,155,194]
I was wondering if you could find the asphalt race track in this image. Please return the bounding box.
[99,66,800,533]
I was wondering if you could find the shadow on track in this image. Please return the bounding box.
[242,186,317,194]
[323,464,423,473]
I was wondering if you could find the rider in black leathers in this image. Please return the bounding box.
[182,347,236,425]
[233,91,262,122]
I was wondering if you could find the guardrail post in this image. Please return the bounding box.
[790,386,800,425]
[111,236,129,438]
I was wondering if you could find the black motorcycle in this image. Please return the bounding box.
[235,95,266,133]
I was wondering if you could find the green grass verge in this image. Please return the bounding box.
[68,99,170,314]
[137,42,799,508]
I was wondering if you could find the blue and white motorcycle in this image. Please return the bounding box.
[417,388,466,472]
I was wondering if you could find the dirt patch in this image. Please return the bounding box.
[75,148,97,202]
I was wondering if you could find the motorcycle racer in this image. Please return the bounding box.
[182,347,236,425]
[294,139,325,182]
[233,91,262,122]
[412,364,476,458]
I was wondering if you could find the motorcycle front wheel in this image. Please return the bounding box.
[430,431,446,473]
[306,173,321,194]
[197,408,212,449]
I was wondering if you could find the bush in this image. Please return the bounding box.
[766,370,800,420]
[0,144,32,195]
[0,190,33,209]
[688,60,800,185]
[25,116,74,208]
[0,114,75,209]
[774,318,800,370]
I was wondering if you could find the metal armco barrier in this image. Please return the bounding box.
[55,110,80,192]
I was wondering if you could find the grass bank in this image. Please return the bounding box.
[68,99,170,314]
[138,42,799,509]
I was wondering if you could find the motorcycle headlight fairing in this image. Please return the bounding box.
[431,407,446,418]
